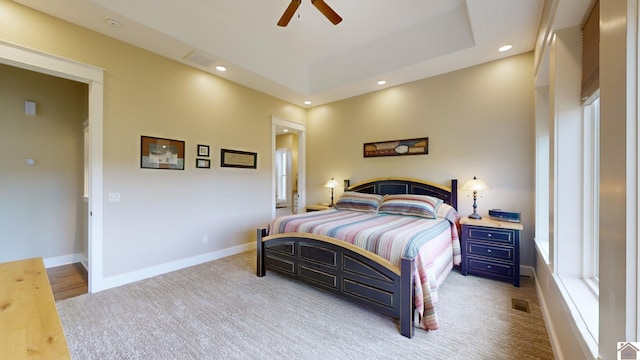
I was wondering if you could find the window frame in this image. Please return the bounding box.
[582,94,600,291]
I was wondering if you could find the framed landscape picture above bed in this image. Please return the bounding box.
[363,137,428,158]
[140,136,185,170]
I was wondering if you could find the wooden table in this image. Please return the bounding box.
[0,257,71,359]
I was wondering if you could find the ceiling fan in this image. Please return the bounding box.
[277,0,343,27]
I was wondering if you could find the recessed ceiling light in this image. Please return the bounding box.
[304,100,311,105]
[377,80,386,85]
[215,65,227,72]
[498,44,513,52]
[105,18,121,28]
[283,129,289,132]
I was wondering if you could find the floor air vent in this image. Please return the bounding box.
[511,298,530,313]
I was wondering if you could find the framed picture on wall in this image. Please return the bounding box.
[363,137,429,158]
[196,158,211,168]
[197,144,210,157]
[220,149,257,169]
[140,136,185,170]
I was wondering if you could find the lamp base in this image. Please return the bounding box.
[468,213,482,220]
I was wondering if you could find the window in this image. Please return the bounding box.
[582,94,599,287]
[534,86,550,260]
[276,148,290,203]
[533,26,599,354]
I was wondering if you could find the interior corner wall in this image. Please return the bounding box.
[0,0,306,279]
[0,63,87,262]
[306,52,536,266]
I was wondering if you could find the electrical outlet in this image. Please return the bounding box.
[202,235,208,244]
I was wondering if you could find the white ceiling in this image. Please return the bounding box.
[14,0,589,107]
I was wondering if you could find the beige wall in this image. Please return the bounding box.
[0,63,87,262]
[307,52,536,266]
[0,0,306,277]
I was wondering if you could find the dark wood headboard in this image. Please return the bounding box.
[346,177,458,210]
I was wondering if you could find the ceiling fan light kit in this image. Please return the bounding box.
[278,0,342,27]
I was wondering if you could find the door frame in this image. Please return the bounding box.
[272,116,306,217]
[0,40,105,292]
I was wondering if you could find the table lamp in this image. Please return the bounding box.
[324,178,339,207]
[462,176,490,219]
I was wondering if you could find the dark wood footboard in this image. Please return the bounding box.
[257,228,415,338]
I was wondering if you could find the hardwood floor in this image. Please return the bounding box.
[46,262,88,301]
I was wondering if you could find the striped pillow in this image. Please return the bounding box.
[334,192,384,213]
[378,194,443,219]
[436,202,460,223]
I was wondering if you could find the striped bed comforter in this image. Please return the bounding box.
[269,208,461,330]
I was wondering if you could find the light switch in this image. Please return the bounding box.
[108,193,121,202]
[24,100,36,115]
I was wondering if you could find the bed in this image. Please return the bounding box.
[256,178,460,338]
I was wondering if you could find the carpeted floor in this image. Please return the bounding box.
[56,251,554,359]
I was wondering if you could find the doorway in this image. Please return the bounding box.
[0,40,105,293]
[272,116,306,218]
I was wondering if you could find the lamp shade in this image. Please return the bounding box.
[462,176,489,191]
[324,178,339,188]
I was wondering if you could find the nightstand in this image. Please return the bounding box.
[306,205,330,212]
[460,217,522,287]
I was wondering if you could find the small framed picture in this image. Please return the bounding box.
[197,144,210,157]
[196,158,211,168]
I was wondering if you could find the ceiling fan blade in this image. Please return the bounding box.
[311,0,342,25]
[277,0,302,27]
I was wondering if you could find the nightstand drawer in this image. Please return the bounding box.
[467,258,515,278]
[466,227,514,245]
[466,242,513,261]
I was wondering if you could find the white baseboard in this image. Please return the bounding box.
[520,265,534,278]
[533,269,564,360]
[95,242,254,292]
[43,253,87,268]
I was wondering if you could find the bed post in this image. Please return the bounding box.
[257,228,267,277]
[451,179,458,210]
[400,257,415,338]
